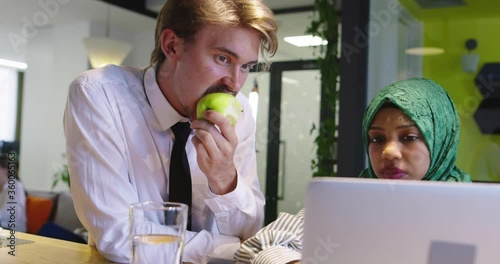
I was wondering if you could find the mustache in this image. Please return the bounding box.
[203,84,235,97]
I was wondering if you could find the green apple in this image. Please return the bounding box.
[196,93,242,126]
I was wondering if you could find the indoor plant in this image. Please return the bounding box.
[52,153,71,189]
[307,0,339,177]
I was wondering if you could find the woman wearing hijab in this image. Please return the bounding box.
[234,77,471,264]
[360,77,471,182]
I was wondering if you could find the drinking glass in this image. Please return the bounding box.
[130,201,188,264]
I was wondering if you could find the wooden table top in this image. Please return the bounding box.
[0,231,113,264]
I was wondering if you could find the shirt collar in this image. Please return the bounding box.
[144,66,188,130]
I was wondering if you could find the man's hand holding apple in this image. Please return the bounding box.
[191,93,242,195]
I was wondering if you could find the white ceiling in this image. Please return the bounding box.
[1,0,156,34]
[0,0,317,63]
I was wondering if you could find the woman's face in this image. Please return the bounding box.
[368,107,430,180]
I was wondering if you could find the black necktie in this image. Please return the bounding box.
[169,122,192,230]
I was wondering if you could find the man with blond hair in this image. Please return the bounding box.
[64,1,278,262]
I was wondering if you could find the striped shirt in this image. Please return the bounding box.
[234,209,305,264]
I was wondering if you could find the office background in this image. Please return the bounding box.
[1,0,498,219]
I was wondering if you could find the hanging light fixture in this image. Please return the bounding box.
[405,29,445,56]
[83,4,132,69]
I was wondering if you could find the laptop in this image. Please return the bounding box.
[302,177,500,264]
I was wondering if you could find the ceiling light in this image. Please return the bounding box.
[83,4,132,68]
[83,38,132,68]
[405,47,445,56]
[0,59,27,70]
[284,35,328,47]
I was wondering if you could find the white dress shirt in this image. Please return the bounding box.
[63,65,265,263]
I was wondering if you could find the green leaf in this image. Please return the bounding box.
[309,0,339,177]
[52,153,71,190]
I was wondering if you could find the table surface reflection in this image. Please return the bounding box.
[0,230,225,263]
[0,231,112,264]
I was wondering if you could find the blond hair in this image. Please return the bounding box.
[150,0,278,67]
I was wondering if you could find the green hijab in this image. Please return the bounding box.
[359,78,471,182]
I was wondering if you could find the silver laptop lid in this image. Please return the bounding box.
[302,177,500,264]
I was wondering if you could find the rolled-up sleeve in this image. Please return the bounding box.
[234,209,305,264]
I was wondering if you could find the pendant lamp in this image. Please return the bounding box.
[83,4,132,68]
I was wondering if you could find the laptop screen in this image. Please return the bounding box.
[302,177,499,264]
